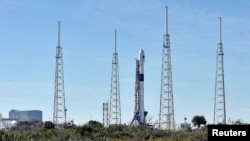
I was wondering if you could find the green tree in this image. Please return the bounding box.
[191,115,207,129]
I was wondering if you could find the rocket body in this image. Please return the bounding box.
[138,49,145,124]
[130,49,147,127]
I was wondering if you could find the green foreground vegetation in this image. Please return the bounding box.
[0,120,208,141]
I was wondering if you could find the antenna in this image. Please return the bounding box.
[219,17,222,43]
[165,6,168,34]
[58,21,60,47]
[114,30,117,53]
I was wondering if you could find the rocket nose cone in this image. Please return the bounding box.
[138,49,145,62]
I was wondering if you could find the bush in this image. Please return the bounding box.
[0,121,208,141]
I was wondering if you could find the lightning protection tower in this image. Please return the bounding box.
[53,21,67,127]
[214,17,226,124]
[159,6,175,130]
[109,30,121,126]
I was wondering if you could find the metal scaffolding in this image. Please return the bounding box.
[53,21,67,127]
[214,17,226,124]
[103,102,109,127]
[159,6,175,130]
[109,30,121,126]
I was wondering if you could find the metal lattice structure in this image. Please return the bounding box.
[109,30,121,126]
[134,59,140,116]
[159,6,175,130]
[130,59,140,126]
[214,17,226,124]
[103,102,109,127]
[53,21,67,127]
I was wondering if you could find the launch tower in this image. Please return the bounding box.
[159,6,175,130]
[109,30,121,126]
[214,17,226,124]
[53,21,67,127]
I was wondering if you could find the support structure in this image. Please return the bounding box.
[214,17,226,124]
[109,30,121,126]
[134,59,140,116]
[103,102,109,127]
[53,21,67,127]
[159,6,175,130]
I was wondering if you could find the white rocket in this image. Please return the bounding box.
[138,49,145,124]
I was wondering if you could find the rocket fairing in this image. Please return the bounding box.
[138,49,145,80]
[138,49,145,124]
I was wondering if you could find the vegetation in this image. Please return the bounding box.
[191,115,207,129]
[0,120,208,141]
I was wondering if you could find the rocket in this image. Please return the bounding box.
[138,49,145,124]
[130,49,147,127]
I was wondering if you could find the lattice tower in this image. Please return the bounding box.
[214,17,226,124]
[134,59,140,115]
[159,6,175,130]
[103,102,109,127]
[130,59,140,126]
[53,21,67,127]
[109,30,121,125]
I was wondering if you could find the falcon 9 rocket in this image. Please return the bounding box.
[138,49,145,124]
[130,49,147,127]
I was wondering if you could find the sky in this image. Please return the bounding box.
[0,0,250,126]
